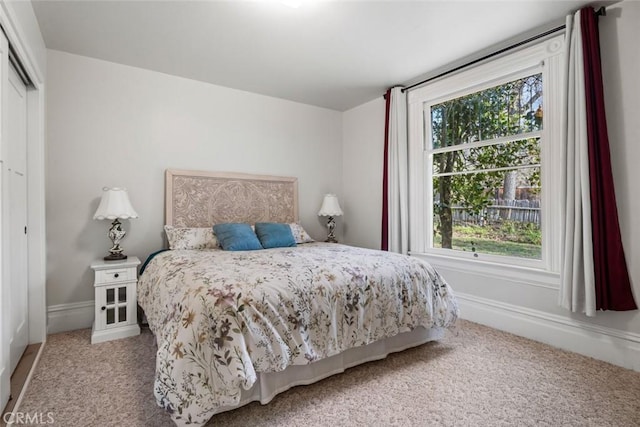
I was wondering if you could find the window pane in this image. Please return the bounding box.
[433,138,540,175]
[430,74,543,149]
[106,308,115,325]
[106,288,114,305]
[432,167,541,260]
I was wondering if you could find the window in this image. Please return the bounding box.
[431,73,543,259]
[408,35,564,271]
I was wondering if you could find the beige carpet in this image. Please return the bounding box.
[16,320,640,427]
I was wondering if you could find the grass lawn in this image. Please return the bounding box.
[434,221,542,260]
[450,236,541,259]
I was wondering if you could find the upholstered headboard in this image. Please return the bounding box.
[165,169,299,227]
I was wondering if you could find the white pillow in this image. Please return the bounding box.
[289,223,314,244]
[164,225,219,250]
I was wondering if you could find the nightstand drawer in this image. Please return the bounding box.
[96,268,135,284]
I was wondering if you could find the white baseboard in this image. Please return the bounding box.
[91,323,140,344]
[47,295,640,372]
[456,292,640,372]
[47,301,94,334]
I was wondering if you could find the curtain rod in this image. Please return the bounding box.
[400,6,606,94]
[401,25,564,93]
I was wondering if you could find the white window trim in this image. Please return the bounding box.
[407,34,565,273]
[411,252,561,290]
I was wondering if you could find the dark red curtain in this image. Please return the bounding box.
[581,7,637,311]
[381,89,391,251]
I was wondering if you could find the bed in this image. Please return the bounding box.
[138,169,459,426]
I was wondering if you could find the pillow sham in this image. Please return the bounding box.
[164,225,219,250]
[289,223,314,244]
[255,222,297,249]
[213,223,263,251]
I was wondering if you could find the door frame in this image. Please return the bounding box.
[0,0,46,410]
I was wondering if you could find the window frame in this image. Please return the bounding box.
[407,34,565,273]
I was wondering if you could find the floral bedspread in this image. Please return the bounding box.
[138,243,458,426]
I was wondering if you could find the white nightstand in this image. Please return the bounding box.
[90,256,141,344]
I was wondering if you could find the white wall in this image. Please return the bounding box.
[342,97,385,250]
[46,50,342,310]
[601,1,640,328]
[341,1,640,370]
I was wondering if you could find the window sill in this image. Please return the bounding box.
[410,251,560,290]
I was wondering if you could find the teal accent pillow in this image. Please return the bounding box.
[255,222,297,249]
[213,223,263,251]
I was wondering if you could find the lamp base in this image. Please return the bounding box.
[104,253,127,262]
[104,218,128,261]
[325,216,338,243]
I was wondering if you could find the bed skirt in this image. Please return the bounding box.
[213,325,445,416]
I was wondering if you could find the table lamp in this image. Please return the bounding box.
[93,187,138,261]
[318,194,343,243]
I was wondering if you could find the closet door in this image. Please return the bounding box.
[0,32,29,405]
[6,60,29,375]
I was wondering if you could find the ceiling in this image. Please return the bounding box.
[32,0,601,111]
